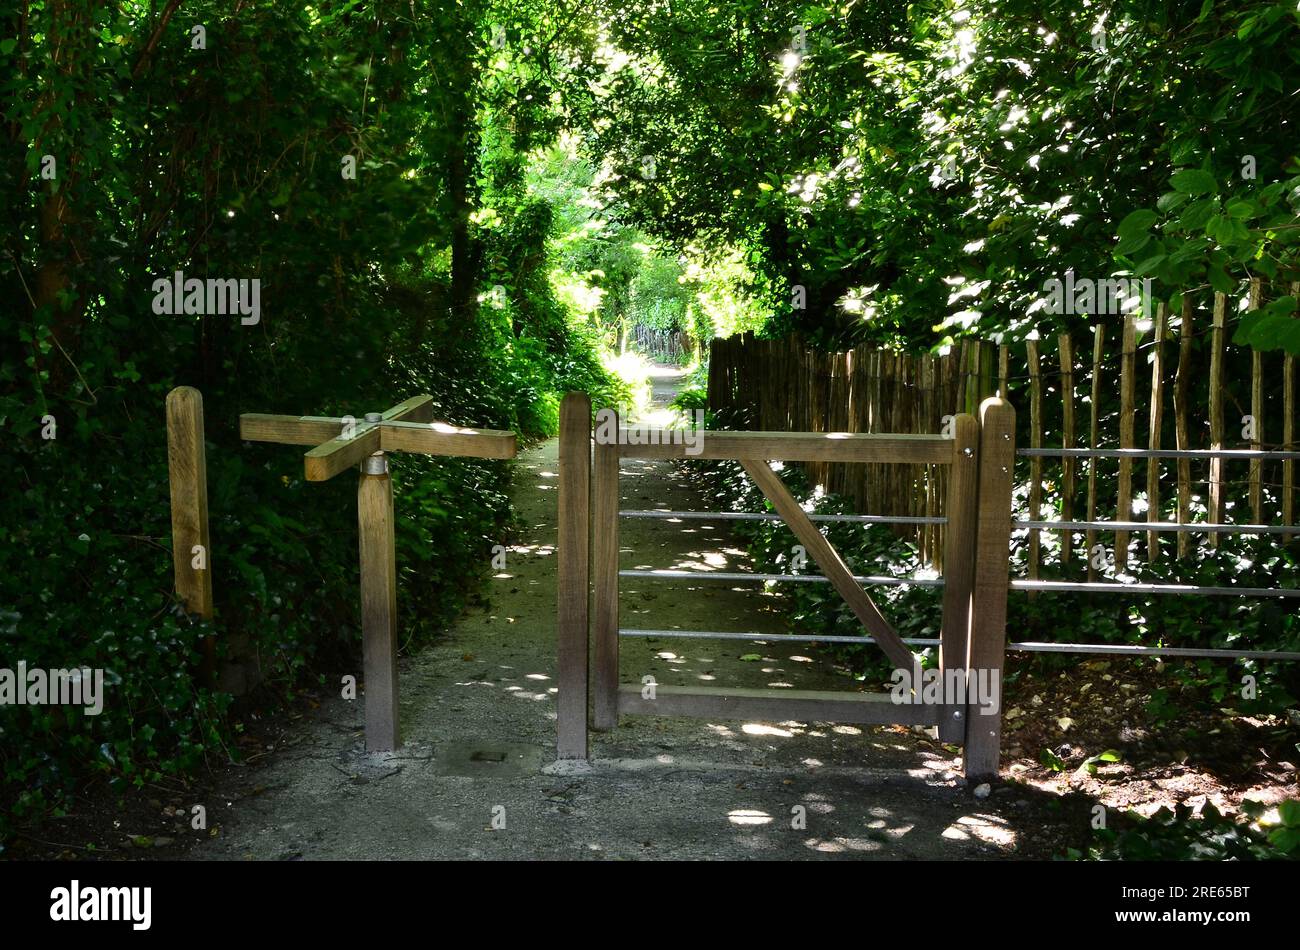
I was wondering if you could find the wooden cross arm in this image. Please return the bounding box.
[239,396,438,447]
[306,426,384,481]
[300,395,438,481]
[379,420,517,460]
[240,394,517,482]
[240,413,344,446]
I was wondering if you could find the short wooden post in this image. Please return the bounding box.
[1175,298,1195,559]
[937,412,980,744]
[1058,334,1076,568]
[358,449,399,751]
[166,386,215,678]
[1285,282,1299,543]
[556,392,591,759]
[1026,339,1042,588]
[1208,292,1227,548]
[978,341,996,407]
[1086,324,1104,580]
[1248,278,1265,525]
[1147,303,1167,562]
[591,420,621,731]
[1116,315,1137,571]
[962,341,985,415]
[964,397,1015,781]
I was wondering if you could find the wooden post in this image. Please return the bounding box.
[920,354,935,565]
[1248,278,1264,525]
[828,352,850,497]
[1285,283,1298,544]
[556,392,591,760]
[166,386,215,679]
[1209,292,1227,548]
[1147,303,1167,563]
[1058,334,1076,567]
[1175,297,1194,559]
[1026,340,1042,586]
[1116,315,1137,571]
[358,453,399,751]
[979,341,996,408]
[962,341,978,415]
[938,413,980,744]
[964,397,1015,781]
[706,339,720,416]
[591,426,621,731]
[1086,325,1104,580]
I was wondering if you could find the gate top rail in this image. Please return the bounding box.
[612,428,956,463]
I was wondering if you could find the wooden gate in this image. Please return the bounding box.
[555,392,1016,780]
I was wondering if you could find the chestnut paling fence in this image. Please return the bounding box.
[703,284,1300,635]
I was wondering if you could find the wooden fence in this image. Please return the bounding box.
[630,324,693,364]
[706,281,1299,578]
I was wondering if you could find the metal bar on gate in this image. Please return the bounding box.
[619,509,947,525]
[620,628,938,646]
[620,569,942,586]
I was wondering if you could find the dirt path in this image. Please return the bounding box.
[190,366,1071,860]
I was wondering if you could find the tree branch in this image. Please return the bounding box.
[131,0,184,80]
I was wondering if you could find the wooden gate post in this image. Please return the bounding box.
[166,386,216,680]
[964,396,1015,780]
[937,412,980,744]
[592,412,620,731]
[556,392,592,759]
[358,438,399,752]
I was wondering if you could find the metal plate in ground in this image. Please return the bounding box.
[431,741,543,778]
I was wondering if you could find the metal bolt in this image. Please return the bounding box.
[953,710,963,720]
[364,412,382,423]
[963,446,973,458]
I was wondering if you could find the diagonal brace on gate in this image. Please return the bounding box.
[738,458,917,671]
